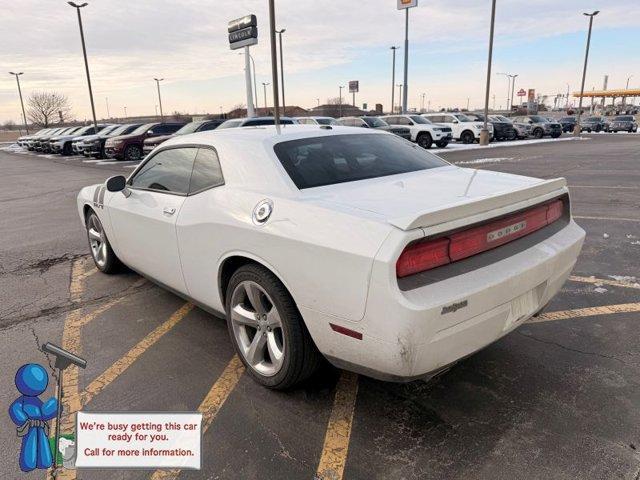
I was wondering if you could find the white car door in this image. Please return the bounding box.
[108,147,198,294]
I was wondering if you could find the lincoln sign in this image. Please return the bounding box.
[228,14,258,50]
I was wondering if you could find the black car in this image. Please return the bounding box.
[558,116,577,133]
[83,123,143,158]
[336,116,411,140]
[606,115,638,133]
[466,113,516,141]
[580,116,606,132]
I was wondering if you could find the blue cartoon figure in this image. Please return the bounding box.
[9,364,58,472]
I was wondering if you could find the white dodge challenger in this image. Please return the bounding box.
[77,125,585,389]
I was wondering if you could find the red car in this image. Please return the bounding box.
[104,122,185,161]
[142,119,224,155]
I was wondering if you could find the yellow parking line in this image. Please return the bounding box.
[574,215,640,222]
[149,355,245,480]
[530,302,640,323]
[316,371,359,480]
[569,275,640,290]
[80,302,194,407]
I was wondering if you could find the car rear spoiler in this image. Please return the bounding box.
[388,177,568,231]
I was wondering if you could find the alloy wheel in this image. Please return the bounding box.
[230,280,285,377]
[87,214,107,268]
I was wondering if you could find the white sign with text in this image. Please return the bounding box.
[75,412,202,469]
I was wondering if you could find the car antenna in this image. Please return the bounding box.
[268,0,281,134]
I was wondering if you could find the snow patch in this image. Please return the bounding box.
[456,157,513,165]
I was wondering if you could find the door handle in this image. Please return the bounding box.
[163,207,176,216]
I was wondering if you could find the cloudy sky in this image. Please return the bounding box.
[1,0,639,123]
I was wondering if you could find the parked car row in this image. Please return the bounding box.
[18,109,600,161]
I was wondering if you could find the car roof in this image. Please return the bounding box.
[155,125,387,195]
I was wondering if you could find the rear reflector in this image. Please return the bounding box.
[330,323,363,340]
[396,199,564,278]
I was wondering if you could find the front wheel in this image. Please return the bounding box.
[226,264,321,389]
[86,210,122,273]
[533,128,544,139]
[435,140,449,148]
[123,144,142,162]
[460,130,475,144]
[417,133,433,149]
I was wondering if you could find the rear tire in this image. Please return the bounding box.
[417,133,433,149]
[225,264,322,390]
[123,144,142,162]
[533,128,544,139]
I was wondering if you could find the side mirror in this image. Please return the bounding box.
[528,120,533,124]
[147,129,155,135]
[106,175,126,192]
[362,123,369,128]
[452,120,459,124]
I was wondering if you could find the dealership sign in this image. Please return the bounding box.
[228,14,258,50]
[517,88,526,97]
[349,81,359,93]
[397,0,418,9]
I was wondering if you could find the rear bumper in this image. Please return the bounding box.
[304,219,585,381]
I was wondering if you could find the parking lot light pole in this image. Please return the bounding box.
[268,0,281,130]
[153,78,164,121]
[510,74,518,112]
[396,84,403,112]
[262,82,270,110]
[390,46,399,114]
[623,75,633,106]
[276,28,286,114]
[8,72,28,134]
[68,2,97,130]
[339,85,344,117]
[480,0,496,146]
[402,8,409,113]
[575,11,599,135]
[496,73,511,111]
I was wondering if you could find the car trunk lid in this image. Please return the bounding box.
[304,166,567,231]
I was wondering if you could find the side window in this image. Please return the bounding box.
[396,117,411,125]
[130,148,197,195]
[189,148,224,194]
[155,124,182,134]
[199,122,220,132]
[385,117,397,124]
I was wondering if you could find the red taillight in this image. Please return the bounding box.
[546,200,563,224]
[396,238,450,278]
[396,199,564,278]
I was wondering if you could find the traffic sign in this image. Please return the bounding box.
[397,0,418,9]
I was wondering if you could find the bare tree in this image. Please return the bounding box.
[2,119,17,130]
[326,97,343,105]
[27,91,72,127]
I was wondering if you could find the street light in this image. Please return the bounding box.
[339,86,344,117]
[496,73,517,111]
[396,84,403,113]
[105,96,110,118]
[68,2,97,130]
[276,28,286,113]
[153,78,164,120]
[480,0,497,146]
[390,46,400,114]
[262,82,270,110]
[8,72,28,134]
[509,74,518,111]
[575,10,599,135]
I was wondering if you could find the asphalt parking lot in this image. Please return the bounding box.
[1,134,639,480]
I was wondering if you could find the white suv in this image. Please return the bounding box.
[380,114,453,149]
[422,113,493,144]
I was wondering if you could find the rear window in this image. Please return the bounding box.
[273,133,448,189]
[615,116,633,121]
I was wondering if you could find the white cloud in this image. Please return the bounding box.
[0,0,638,122]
